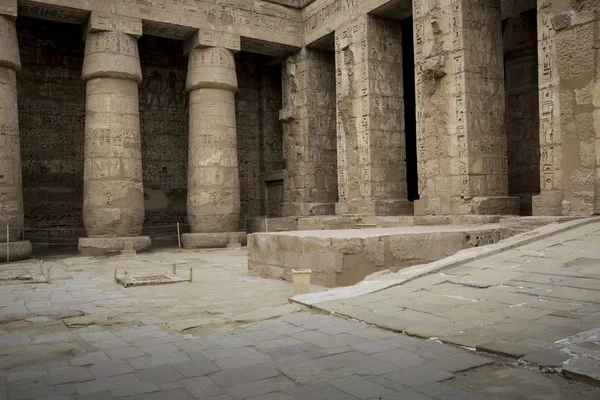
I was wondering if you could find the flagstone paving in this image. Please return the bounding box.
[0,245,599,399]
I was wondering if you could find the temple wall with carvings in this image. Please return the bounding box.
[17,17,86,248]
[503,10,540,215]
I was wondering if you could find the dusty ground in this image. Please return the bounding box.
[0,247,599,399]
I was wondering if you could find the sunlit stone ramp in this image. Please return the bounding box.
[289,217,598,305]
[248,224,509,287]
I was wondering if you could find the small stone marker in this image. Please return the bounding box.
[226,235,242,249]
[120,241,136,257]
[292,269,311,295]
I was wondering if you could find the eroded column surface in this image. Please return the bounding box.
[80,29,150,254]
[335,15,413,216]
[413,0,519,215]
[185,46,242,242]
[281,48,338,217]
[533,1,600,216]
[0,13,31,261]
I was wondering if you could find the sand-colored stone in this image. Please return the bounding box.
[413,0,519,215]
[186,46,241,234]
[81,28,145,245]
[248,225,507,287]
[335,15,412,216]
[0,15,24,242]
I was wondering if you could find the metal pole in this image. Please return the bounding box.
[190,268,193,283]
[264,216,268,234]
[47,265,51,284]
[177,222,181,251]
[172,263,176,274]
[6,225,9,263]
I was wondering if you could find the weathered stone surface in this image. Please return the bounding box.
[182,232,246,249]
[82,29,145,240]
[335,15,412,216]
[281,47,337,217]
[0,240,32,262]
[186,47,241,234]
[78,236,151,256]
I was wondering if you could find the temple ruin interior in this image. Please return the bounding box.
[0,0,598,268]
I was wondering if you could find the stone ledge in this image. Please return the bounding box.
[291,217,600,305]
[182,232,247,249]
[0,241,32,262]
[78,236,151,256]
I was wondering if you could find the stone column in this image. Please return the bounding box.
[413,0,519,215]
[335,15,413,216]
[281,48,338,217]
[533,2,600,216]
[79,13,151,255]
[0,3,32,262]
[181,31,245,248]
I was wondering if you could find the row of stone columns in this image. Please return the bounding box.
[0,11,243,257]
[281,0,521,217]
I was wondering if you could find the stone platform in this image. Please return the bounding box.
[248,224,508,287]
[246,215,503,233]
[0,241,32,262]
[182,232,247,249]
[78,236,151,256]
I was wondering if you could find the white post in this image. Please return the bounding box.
[264,216,268,234]
[6,225,9,263]
[177,222,181,251]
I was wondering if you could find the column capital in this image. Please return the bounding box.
[0,14,20,71]
[82,30,142,83]
[83,11,142,41]
[186,46,238,92]
[183,29,240,54]
[0,0,16,19]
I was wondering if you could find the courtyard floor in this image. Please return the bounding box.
[0,245,599,399]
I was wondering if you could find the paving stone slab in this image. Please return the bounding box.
[383,365,454,387]
[429,352,492,373]
[181,376,224,398]
[275,359,336,384]
[135,365,184,385]
[285,383,359,400]
[415,382,489,400]
[372,349,424,368]
[329,375,393,400]
[225,376,295,400]
[476,339,532,358]
[76,374,140,395]
[172,358,220,377]
[46,366,94,385]
[88,359,135,379]
[110,382,159,397]
[211,364,281,387]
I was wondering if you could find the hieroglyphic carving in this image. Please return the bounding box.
[17,18,86,244]
[504,10,540,214]
[413,0,515,215]
[281,47,337,216]
[335,14,409,215]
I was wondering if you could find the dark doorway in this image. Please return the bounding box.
[401,17,419,202]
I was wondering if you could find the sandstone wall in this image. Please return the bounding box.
[503,10,540,215]
[17,17,86,248]
[138,36,189,242]
[236,52,262,219]
[281,48,338,216]
[534,0,600,216]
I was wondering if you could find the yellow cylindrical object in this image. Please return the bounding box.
[292,269,311,295]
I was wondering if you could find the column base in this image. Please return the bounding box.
[78,236,151,256]
[282,202,336,217]
[415,196,520,216]
[0,241,32,262]
[533,191,564,216]
[336,199,414,216]
[182,232,247,249]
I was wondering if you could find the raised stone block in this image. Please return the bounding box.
[0,240,32,262]
[184,29,241,54]
[78,236,151,256]
[85,11,143,39]
[0,0,16,19]
[182,232,247,249]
